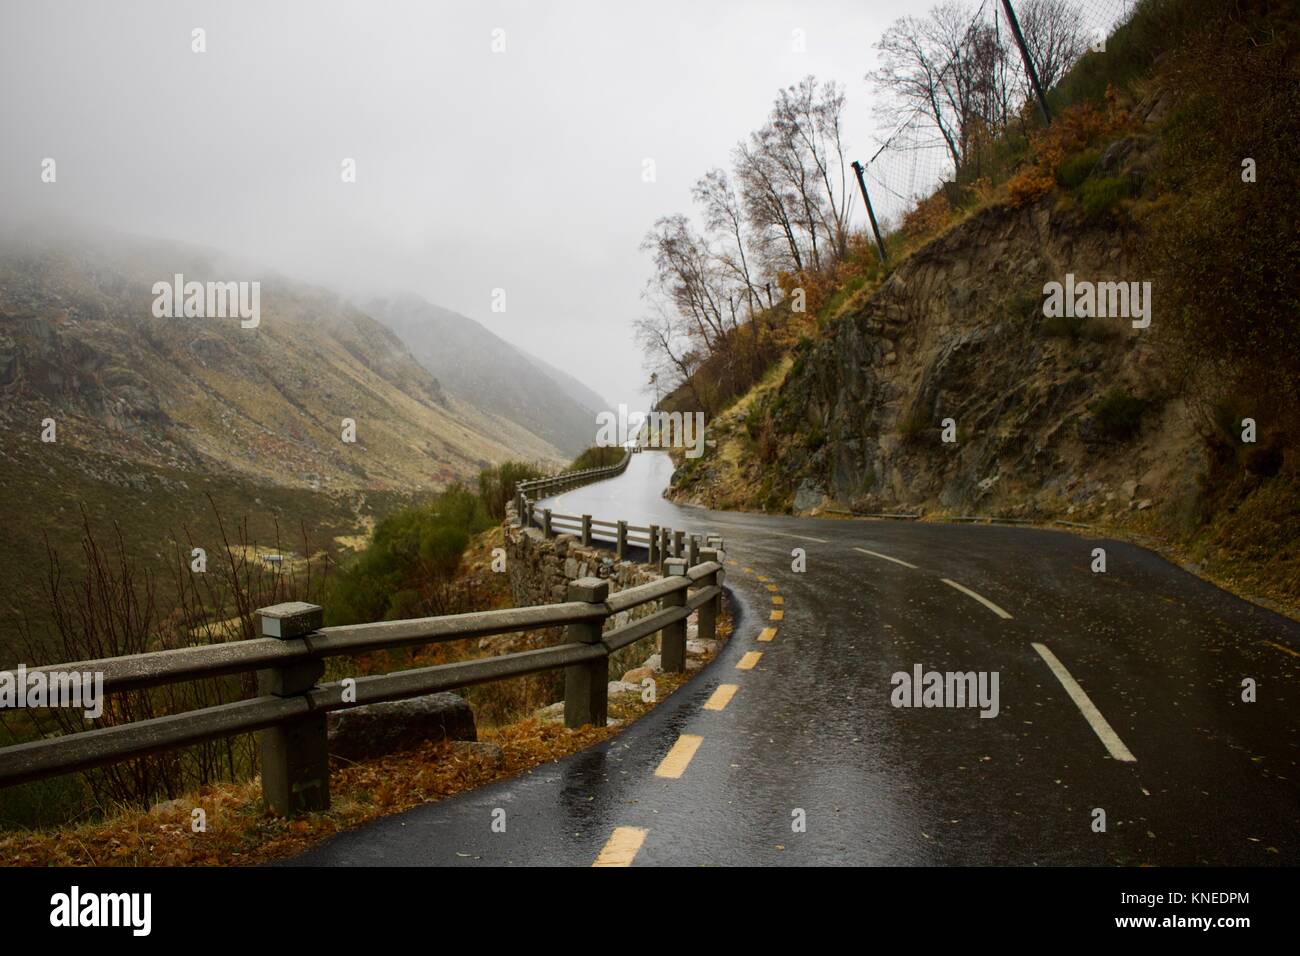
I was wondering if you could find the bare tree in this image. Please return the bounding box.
[1018,0,1087,90]
[640,215,729,352]
[773,77,854,262]
[871,2,1009,173]
[693,168,761,318]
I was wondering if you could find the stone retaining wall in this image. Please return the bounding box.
[502,505,660,633]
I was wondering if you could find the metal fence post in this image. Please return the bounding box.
[661,558,687,673]
[1002,0,1052,126]
[616,520,628,560]
[563,578,610,729]
[256,602,329,816]
[851,160,889,267]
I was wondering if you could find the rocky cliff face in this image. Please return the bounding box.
[673,154,1202,523]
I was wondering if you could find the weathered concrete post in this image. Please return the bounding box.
[581,514,592,547]
[520,493,531,528]
[688,534,700,567]
[659,527,671,561]
[256,602,329,816]
[648,524,660,564]
[672,529,685,559]
[660,558,687,673]
[543,508,553,538]
[698,548,721,642]
[616,520,628,560]
[563,577,610,729]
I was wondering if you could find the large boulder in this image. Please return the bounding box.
[327,692,476,762]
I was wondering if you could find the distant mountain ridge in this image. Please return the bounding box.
[362,294,606,456]
[0,234,569,493]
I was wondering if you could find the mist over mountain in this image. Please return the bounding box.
[0,232,572,493]
[363,294,607,456]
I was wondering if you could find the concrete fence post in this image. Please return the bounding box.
[659,527,671,561]
[616,520,628,560]
[672,529,685,559]
[698,548,720,643]
[660,558,687,673]
[563,577,610,729]
[256,602,329,817]
[543,508,553,538]
[581,514,592,547]
[688,534,700,567]
[648,524,659,564]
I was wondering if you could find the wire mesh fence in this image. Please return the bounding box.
[860,0,1141,234]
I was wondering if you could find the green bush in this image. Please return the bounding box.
[1090,388,1147,441]
[478,460,545,520]
[1078,175,1134,222]
[1056,149,1101,189]
[325,486,491,626]
[1043,313,1086,340]
[567,446,625,471]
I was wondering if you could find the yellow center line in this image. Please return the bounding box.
[703,684,739,711]
[771,595,784,605]
[765,583,779,592]
[756,575,770,583]
[758,627,778,642]
[743,567,755,574]
[736,651,763,670]
[1264,640,1300,659]
[593,826,648,866]
[770,609,784,621]
[655,733,704,779]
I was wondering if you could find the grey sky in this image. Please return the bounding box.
[0,0,914,413]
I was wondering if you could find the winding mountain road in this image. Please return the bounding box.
[289,451,1299,866]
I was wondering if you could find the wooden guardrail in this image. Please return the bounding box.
[0,449,727,818]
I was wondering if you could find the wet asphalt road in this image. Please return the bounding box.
[288,452,1299,866]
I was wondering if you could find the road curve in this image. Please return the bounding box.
[287,451,1300,866]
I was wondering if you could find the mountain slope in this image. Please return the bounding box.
[0,235,565,493]
[364,295,605,456]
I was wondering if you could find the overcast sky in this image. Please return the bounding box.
[0,0,916,413]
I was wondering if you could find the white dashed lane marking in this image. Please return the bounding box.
[1032,642,1137,763]
[853,547,919,570]
[941,577,1013,619]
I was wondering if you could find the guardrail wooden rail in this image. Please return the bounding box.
[0,450,727,818]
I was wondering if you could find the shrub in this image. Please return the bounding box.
[567,446,624,472]
[1078,175,1134,222]
[1043,313,1085,340]
[1056,149,1101,189]
[1090,388,1147,441]
[325,487,490,625]
[477,460,545,520]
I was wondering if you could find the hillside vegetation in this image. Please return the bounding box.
[658,0,1300,612]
